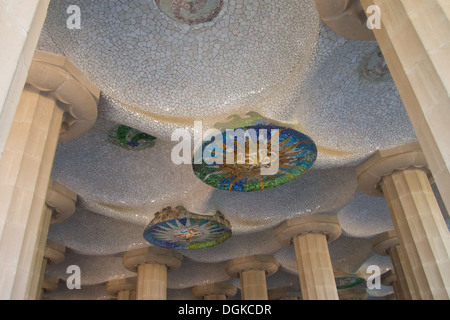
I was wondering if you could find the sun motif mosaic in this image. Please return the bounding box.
[108,125,156,150]
[155,0,224,25]
[192,116,317,192]
[335,276,365,290]
[143,206,232,249]
[362,47,392,81]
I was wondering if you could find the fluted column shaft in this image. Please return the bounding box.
[225,256,279,301]
[387,246,413,300]
[106,277,137,301]
[123,247,182,301]
[0,86,63,300]
[0,52,98,300]
[240,269,268,300]
[137,263,167,300]
[192,282,237,301]
[117,290,136,301]
[361,0,450,213]
[380,169,450,299]
[293,233,339,300]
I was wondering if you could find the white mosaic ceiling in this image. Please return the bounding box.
[36,0,447,300]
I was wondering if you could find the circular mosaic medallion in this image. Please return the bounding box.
[362,48,391,81]
[192,125,317,192]
[108,125,156,150]
[155,0,223,26]
[143,206,232,249]
[335,276,365,290]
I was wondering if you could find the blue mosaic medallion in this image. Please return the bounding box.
[143,206,232,249]
[192,124,317,192]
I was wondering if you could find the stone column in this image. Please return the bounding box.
[268,287,302,300]
[225,256,279,300]
[275,215,342,300]
[123,246,183,300]
[372,230,414,300]
[192,283,237,300]
[106,277,137,300]
[314,0,376,40]
[37,240,65,300]
[29,180,76,299]
[380,270,398,300]
[361,0,450,213]
[0,51,99,300]
[338,287,368,300]
[0,0,51,156]
[357,142,450,299]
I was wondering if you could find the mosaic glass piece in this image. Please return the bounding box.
[156,0,223,25]
[143,206,232,249]
[192,124,317,192]
[335,276,365,290]
[108,125,156,150]
[362,48,391,81]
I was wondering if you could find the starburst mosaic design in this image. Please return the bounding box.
[192,124,317,192]
[143,206,232,249]
[362,48,392,81]
[156,0,223,26]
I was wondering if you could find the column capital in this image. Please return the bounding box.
[268,287,302,300]
[44,240,66,265]
[314,0,376,41]
[274,215,342,247]
[381,269,396,287]
[123,246,183,273]
[372,230,399,256]
[356,142,430,197]
[225,255,279,278]
[192,283,237,299]
[42,277,59,294]
[106,277,137,297]
[46,179,77,224]
[27,51,100,142]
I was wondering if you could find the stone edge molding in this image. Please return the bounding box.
[381,269,396,287]
[268,287,302,300]
[27,51,100,142]
[192,283,237,298]
[44,240,66,265]
[106,277,137,296]
[46,179,77,224]
[274,215,342,247]
[225,255,280,278]
[356,142,430,197]
[314,0,376,41]
[122,246,183,273]
[372,230,399,256]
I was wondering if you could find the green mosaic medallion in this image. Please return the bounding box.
[108,125,156,150]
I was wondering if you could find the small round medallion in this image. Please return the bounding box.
[155,0,223,25]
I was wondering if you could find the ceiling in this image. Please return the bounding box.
[36,0,449,300]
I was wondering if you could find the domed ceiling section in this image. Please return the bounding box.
[35,0,437,300]
[41,0,321,119]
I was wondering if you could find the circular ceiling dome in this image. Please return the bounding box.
[42,0,321,118]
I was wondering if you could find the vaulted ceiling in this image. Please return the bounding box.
[37,0,449,300]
